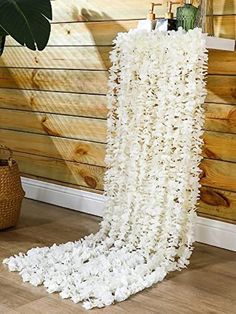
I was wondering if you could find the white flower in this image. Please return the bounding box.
[2,28,207,310]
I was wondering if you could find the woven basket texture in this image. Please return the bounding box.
[0,146,25,230]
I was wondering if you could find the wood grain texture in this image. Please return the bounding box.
[204,103,236,133]
[208,50,236,75]
[5,20,138,47]
[213,0,236,15]
[14,152,105,190]
[0,69,235,105]
[206,75,236,104]
[0,68,109,94]
[0,0,235,223]
[199,186,236,222]
[5,15,235,48]
[1,47,235,75]
[0,89,108,118]
[0,109,107,143]
[0,199,236,313]
[200,159,236,192]
[0,46,111,70]
[213,15,236,39]
[49,0,235,22]
[1,108,236,163]
[203,131,236,162]
[0,129,106,167]
[12,149,236,213]
[0,90,234,125]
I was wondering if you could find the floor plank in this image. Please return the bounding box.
[0,199,236,313]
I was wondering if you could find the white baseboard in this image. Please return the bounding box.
[21,177,105,217]
[22,177,236,252]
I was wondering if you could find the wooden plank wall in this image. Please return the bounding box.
[0,0,235,222]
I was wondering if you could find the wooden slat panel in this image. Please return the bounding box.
[0,91,234,125]
[1,91,234,130]
[1,47,235,76]
[15,152,236,197]
[50,0,235,23]
[213,0,236,15]
[5,15,235,47]
[51,0,166,22]
[0,89,107,118]
[213,15,236,39]
[0,129,106,166]
[206,75,236,104]
[0,46,111,70]
[15,152,105,190]
[204,103,236,133]
[0,68,109,94]
[199,186,236,222]
[208,50,236,75]
[2,114,236,164]
[2,104,236,147]
[5,20,138,46]
[2,128,235,171]
[0,109,107,143]
[203,131,236,162]
[200,159,236,192]
[0,69,234,104]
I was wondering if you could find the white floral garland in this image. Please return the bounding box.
[3,28,207,310]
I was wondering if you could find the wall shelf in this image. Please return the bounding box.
[205,36,235,51]
[137,20,235,51]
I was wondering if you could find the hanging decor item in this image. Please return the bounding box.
[3,28,207,309]
[0,145,25,230]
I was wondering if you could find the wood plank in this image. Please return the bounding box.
[0,69,234,104]
[206,75,236,104]
[13,152,236,195]
[5,20,138,46]
[0,89,108,118]
[203,131,236,162]
[5,14,235,48]
[213,15,236,39]
[213,0,236,15]
[199,186,236,222]
[0,109,107,143]
[1,47,235,76]
[200,159,236,192]
[2,108,236,163]
[51,0,167,22]
[2,128,235,169]
[204,103,236,133]
[50,0,235,23]
[0,129,106,167]
[0,92,234,125]
[208,50,236,75]
[0,46,111,70]
[15,152,105,190]
[0,68,109,94]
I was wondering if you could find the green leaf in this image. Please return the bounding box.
[0,25,7,55]
[0,0,52,51]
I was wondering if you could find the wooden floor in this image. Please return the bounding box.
[0,199,235,314]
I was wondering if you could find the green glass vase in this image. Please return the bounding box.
[176,2,198,31]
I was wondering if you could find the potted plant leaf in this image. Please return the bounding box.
[0,0,52,55]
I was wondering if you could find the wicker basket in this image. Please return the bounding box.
[0,145,25,230]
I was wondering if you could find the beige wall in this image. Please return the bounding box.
[0,0,235,222]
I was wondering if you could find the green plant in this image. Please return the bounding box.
[0,0,52,55]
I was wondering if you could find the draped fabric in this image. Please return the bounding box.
[3,28,207,310]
